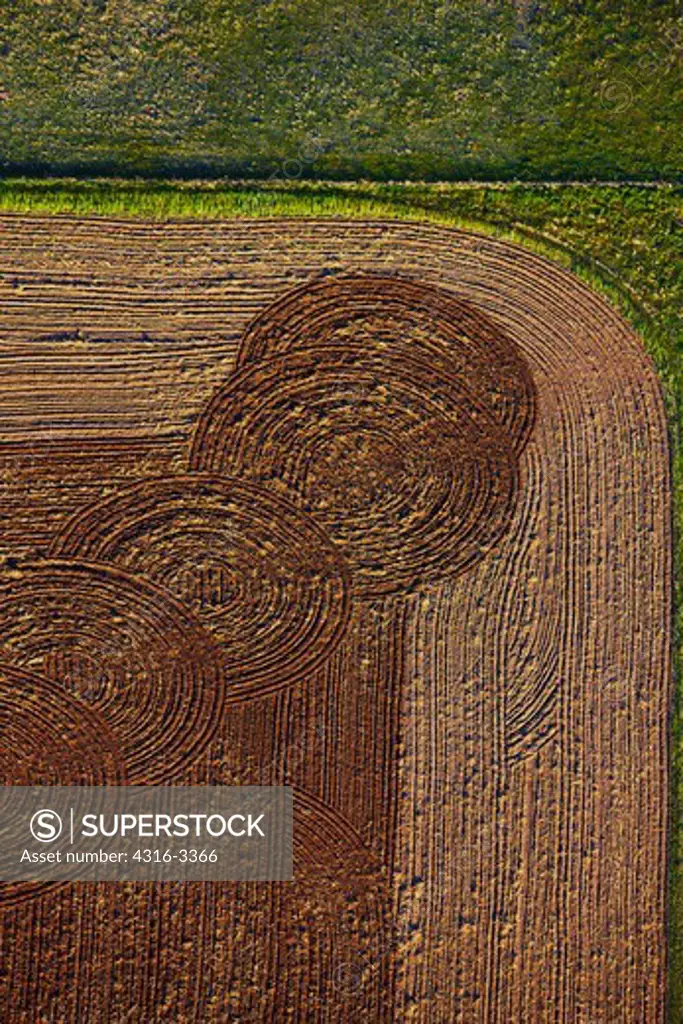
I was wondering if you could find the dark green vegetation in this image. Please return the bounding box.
[0,178,681,1015]
[0,1,681,181]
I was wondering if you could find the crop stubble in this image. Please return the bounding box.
[0,215,671,1022]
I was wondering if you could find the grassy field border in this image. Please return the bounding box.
[0,178,681,1019]
[1,2,681,182]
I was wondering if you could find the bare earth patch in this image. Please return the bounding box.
[0,215,671,1022]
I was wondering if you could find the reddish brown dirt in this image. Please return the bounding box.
[0,215,672,1023]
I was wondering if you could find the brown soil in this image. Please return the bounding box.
[0,216,671,1023]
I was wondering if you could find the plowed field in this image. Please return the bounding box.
[0,216,672,1022]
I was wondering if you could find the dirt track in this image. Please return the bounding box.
[0,215,672,1022]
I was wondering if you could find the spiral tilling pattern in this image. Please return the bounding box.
[236,273,536,453]
[0,662,124,789]
[0,561,226,783]
[0,661,125,907]
[51,475,351,702]
[190,342,524,597]
[196,788,392,1020]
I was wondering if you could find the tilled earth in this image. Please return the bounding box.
[0,215,672,1023]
